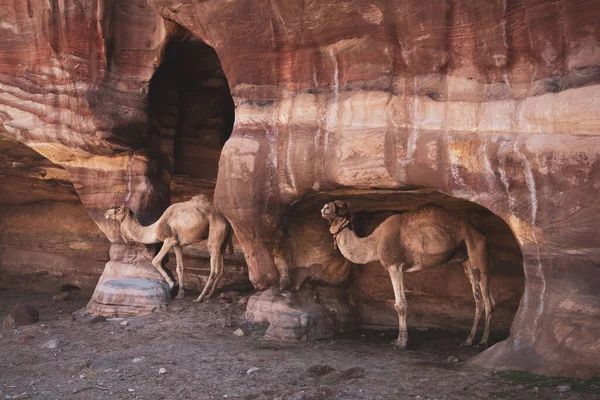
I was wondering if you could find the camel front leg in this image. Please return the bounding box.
[174,245,185,299]
[274,254,291,291]
[388,264,408,349]
[461,259,482,346]
[152,237,177,289]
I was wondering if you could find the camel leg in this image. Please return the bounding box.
[465,230,495,347]
[194,250,217,303]
[388,264,408,349]
[478,272,495,347]
[194,218,228,303]
[174,245,185,299]
[274,254,292,291]
[152,237,177,289]
[206,250,224,299]
[460,259,482,346]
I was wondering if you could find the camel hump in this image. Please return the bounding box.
[417,203,447,212]
[189,194,213,207]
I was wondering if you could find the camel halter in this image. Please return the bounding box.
[332,213,353,250]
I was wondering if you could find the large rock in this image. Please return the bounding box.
[2,304,39,329]
[88,278,170,316]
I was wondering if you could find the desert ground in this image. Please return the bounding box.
[1,286,598,400]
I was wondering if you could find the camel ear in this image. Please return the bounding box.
[333,200,346,213]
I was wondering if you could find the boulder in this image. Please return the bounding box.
[2,304,39,329]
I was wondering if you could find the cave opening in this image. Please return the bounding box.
[147,28,235,204]
[288,189,524,342]
[346,190,525,338]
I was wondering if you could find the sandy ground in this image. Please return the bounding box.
[0,287,598,400]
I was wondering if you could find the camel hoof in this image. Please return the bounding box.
[392,340,407,350]
[279,278,292,292]
[193,296,204,303]
[475,341,488,348]
[460,340,473,347]
[175,293,184,299]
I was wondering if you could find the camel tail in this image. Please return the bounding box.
[226,224,235,255]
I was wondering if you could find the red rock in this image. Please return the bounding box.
[0,0,598,380]
[15,335,35,343]
[2,304,39,329]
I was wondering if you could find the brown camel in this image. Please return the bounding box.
[321,200,495,349]
[105,195,233,303]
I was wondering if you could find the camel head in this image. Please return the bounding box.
[321,200,351,222]
[104,207,132,222]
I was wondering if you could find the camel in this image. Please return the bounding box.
[105,195,233,303]
[321,200,495,349]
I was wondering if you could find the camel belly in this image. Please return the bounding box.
[403,226,461,268]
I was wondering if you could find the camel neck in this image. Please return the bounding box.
[120,212,160,244]
[335,227,379,265]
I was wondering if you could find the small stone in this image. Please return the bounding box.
[119,321,129,326]
[339,367,365,380]
[15,335,34,343]
[52,292,71,302]
[131,357,145,363]
[170,306,185,313]
[158,368,167,375]
[39,324,47,329]
[88,316,106,324]
[89,356,120,371]
[246,367,260,375]
[128,389,135,392]
[306,364,335,377]
[557,385,571,393]
[447,355,459,363]
[233,328,245,337]
[42,339,60,349]
[2,304,39,329]
[10,392,28,399]
[59,315,75,323]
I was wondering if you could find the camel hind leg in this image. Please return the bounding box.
[464,228,495,347]
[174,245,185,299]
[388,264,408,349]
[194,215,229,303]
[460,259,482,346]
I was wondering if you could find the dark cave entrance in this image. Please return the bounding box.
[148,29,235,203]
[288,189,524,341]
[347,190,525,337]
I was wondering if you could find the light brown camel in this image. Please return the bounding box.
[322,200,495,349]
[105,195,233,303]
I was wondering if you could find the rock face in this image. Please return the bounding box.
[0,0,598,378]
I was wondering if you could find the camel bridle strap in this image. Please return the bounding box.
[332,213,353,250]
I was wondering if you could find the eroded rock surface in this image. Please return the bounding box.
[0,0,598,378]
